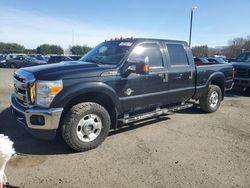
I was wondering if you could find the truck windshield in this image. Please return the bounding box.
[80,41,133,65]
[236,52,250,63]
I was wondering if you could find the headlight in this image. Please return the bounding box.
[36,80,63,107]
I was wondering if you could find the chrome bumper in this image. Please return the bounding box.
[11,94,63,130]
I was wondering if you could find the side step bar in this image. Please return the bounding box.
[118,103,193,124]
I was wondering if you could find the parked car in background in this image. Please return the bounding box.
[0,56,6,67]
[48,55,73,64]
[228,58,237,62]
[5,54,26,60]
[69,55,82,61]
[0,59,6,68]
[231,52,250,89]
[44,55,50,62]
[28,54,47,63]
[5,55,46,68]
[206,57,228,64]
[193,57,211,66]
[228,51,250,63]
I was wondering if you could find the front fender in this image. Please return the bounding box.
[50,81,119,109]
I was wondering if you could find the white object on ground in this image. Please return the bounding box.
[0,134,15,185]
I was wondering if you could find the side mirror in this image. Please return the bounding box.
[125,56,149,76]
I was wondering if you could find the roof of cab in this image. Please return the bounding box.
[106,37,188,46]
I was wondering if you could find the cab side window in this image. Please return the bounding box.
[129,43,164,68]
[167,44,189,66]
[245,53,250,62]
[236,53,246,61]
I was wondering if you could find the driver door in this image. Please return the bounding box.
[119,41,169,112]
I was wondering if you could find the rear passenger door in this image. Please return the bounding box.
[164,43,196,103]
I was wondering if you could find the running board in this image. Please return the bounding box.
[119,103,193,124]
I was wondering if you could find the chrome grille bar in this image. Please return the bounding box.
[13,78,27,90]
[15,91,26,101]
[13,69,35,107]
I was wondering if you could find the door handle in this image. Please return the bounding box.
[175,73,183,80]
[189,71,193,79]
[163,73,168,82]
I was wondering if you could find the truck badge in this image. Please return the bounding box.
[125,88,134,96]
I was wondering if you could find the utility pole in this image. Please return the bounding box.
[189,6,198,47]
[72,30,75,46]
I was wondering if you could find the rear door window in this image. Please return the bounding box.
[166,44,189,66]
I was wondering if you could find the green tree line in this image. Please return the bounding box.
[1,36,249,58]
[0,42,25,54]
[192,36,250,58]
[0,43,92,55]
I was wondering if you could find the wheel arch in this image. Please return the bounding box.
[54,82,120,129]
[206,72,226,100]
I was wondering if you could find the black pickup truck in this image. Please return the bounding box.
[231,51,250,89]
[11,38,234,151]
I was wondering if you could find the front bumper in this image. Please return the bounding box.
[234,77,250,87]
[11,94,63,140]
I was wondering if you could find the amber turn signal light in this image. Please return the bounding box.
[143,64,149,73]
[50,86,62,95]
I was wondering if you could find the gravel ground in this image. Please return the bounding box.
[0,68,249,188]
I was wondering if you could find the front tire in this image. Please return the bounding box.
[199,85,222,113]
[61,102,111,151]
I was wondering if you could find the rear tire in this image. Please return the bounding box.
[61,102,111,151]
[199,85,222,113]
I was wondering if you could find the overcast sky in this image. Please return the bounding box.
[0,0,249,49]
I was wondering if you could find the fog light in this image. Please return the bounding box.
[30,115,45,126]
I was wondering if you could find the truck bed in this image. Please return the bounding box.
[194,63,234,99]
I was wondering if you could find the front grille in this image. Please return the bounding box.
[235,68,248,78]
[13,70,35,107]
[14,75,29,107]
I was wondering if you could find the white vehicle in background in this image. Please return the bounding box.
[213,55,228,62]
[5,53,26,60]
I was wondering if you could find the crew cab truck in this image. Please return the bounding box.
[11,38,234,151]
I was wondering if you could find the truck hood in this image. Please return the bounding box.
[22,61,112,80]
[232,61,250,68]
